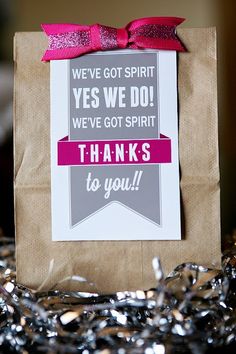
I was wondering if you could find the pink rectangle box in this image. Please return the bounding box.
[57,135,171,166]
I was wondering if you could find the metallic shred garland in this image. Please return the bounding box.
[0,236,235,354]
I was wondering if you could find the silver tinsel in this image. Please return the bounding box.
[0,236,235,353]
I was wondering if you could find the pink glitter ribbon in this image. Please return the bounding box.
[41,17,185,61]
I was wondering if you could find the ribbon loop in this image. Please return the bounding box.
[41,17,185,61]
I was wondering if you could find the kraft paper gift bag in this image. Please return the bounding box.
[14,27,221,292]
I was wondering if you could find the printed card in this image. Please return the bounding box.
[50,49,181,240]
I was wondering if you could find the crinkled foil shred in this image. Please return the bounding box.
[0,236,235,353]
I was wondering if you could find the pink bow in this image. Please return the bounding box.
[41,17,185,61]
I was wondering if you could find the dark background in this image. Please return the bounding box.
[1,0,236,240]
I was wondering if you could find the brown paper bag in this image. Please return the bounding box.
[14,28,221,292]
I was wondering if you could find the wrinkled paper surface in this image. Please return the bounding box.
[14,28,221,292]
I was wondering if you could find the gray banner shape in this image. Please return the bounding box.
[70,165,160,226]
[69,51,161,226]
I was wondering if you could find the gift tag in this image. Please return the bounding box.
[50,49,181,240]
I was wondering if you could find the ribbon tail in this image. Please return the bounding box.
[41,23,92,62]
[127,17,186,52]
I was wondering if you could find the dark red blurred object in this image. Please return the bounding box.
[0,133,14,236]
